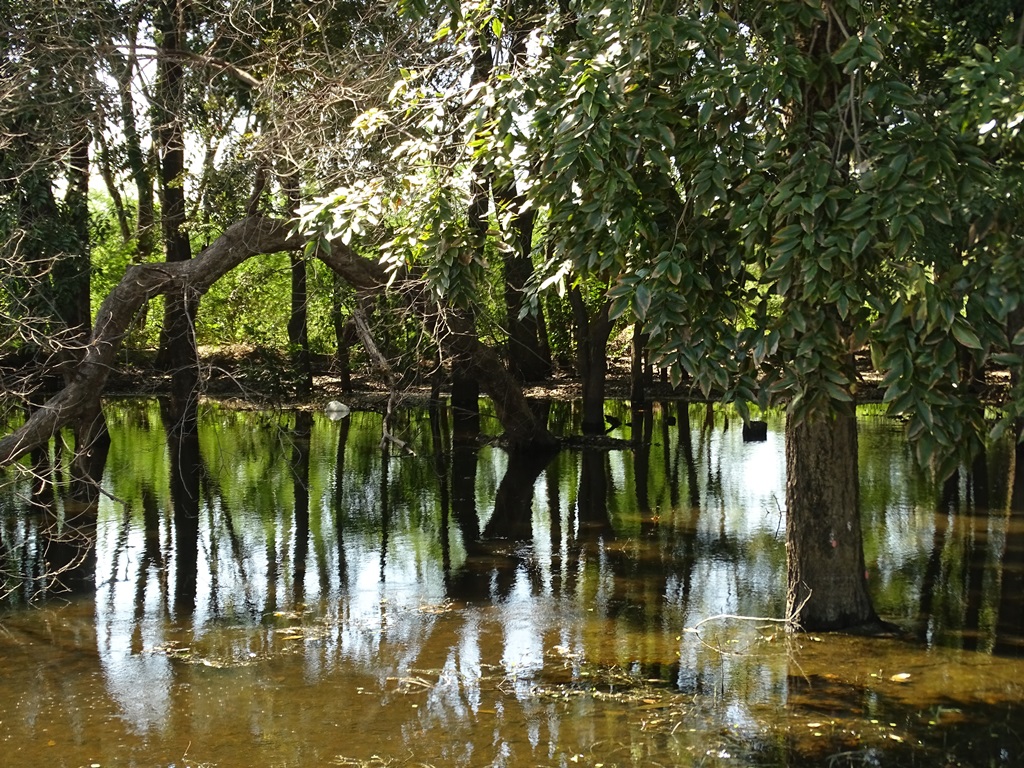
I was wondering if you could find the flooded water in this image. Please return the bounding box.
[1,399,1023,767]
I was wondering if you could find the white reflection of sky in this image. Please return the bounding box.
[500,565,545,689]
[95,515,172,734]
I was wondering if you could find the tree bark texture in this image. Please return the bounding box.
[568,286,613,435]
[495,180,550,382]
[154,0,195,373]
[785,402,880,632]
[282,167,312,395]
[441,308,557,450]
[57,131,93,341]
[0,217,556,467]
[449,308,481,444]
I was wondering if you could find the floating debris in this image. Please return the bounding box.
[325,401,351,420]
[387,676,434,694]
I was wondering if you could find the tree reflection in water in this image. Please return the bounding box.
[0,400,1023,766]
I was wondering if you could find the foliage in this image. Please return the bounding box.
[0,0,102,354]
[2,0,1022,475]
[327,0,1023,474]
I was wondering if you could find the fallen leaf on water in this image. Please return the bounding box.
[890,672,912,683]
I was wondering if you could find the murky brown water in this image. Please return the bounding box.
[1,400,1022,766]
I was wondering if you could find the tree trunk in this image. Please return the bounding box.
[282,166,312,395]
[577,449,613,536]
[785,402,881,632]
[106,10,155,259]
[630,322,647,407]
[290,411,312,604]
[495,180,550,382]
[155,0,195,376]
[995,436,1024,653]
[69,401,110,504]
[450,310,481,444]
[330,273,355,392]
[1011,305,1024,441]
[441,308,555,450]
[94,127,132,243]
[162,396,201,619]
[484,448,556,539]
[568,284,614,435]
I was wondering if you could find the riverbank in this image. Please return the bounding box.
[3,343,1015,415]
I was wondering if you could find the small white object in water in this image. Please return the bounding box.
[325,400,350,420]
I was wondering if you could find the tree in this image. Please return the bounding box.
[437,0,1023,629]
[1,0,113,497]
[4,0,1023,637]
[0,215,556,468]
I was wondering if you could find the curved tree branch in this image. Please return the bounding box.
[0,216,555,467]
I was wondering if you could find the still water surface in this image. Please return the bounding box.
[1,399,1023,767]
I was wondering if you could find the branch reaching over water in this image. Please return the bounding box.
[0,215,555,467]
[0,217,297,466]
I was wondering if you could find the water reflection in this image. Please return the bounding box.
[0,400,1022,766]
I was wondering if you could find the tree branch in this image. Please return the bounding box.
[0,215,556,467]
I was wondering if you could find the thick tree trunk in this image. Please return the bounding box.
[785,402,881,632]
[441,308,556,450]
[69,401,110,504]
[287,253,312,396]
[59,131,92,338]
[483,448,557,539]
[290,411,312,604]
[995,436,1024,653]
[163,397,201,619]
[1011,306,1024,440]
[55,127,112,493]
[504,248,550,382]
[577,449,613,535]
[630,322,647,407]
[333,285,355,393]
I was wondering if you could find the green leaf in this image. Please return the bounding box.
[666,261,682,285]
[851,229,871,259]
[581,144,605,172]
[931,205,952,226]
[763,248,796,280]
[698,101,713,126]
[655,123,675,150]
[609,294,631,321]
[832,35,860,66]
[951,321,982,350]
[822,379,853,402]
[635,283,652,319]
[991,352,1022,366]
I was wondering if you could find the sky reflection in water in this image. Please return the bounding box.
[0,399,1022,767]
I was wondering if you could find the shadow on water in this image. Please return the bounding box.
[1,400,1023,766]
